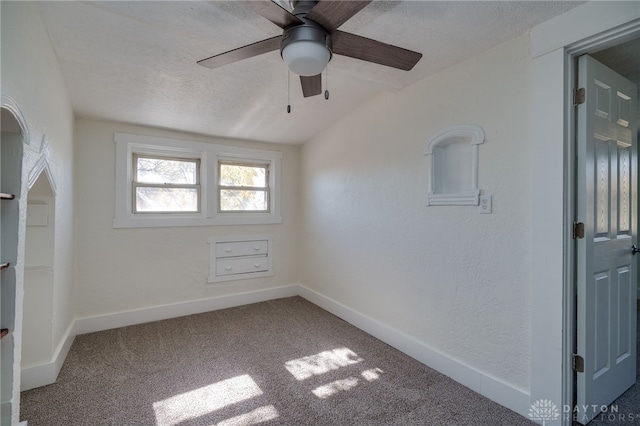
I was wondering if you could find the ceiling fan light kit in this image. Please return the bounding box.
[197,0,422,100]
[281,20,332,77]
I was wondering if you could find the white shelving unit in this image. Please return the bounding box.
[1,121,25,425]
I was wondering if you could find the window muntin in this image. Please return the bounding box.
[218,161,269,212]
[133,154,201,213]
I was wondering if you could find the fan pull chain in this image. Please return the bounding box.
[287,70,292,114]
[324,67,330,100]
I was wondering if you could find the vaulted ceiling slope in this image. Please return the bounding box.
[37,1,583,145]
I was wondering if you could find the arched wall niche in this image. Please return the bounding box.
[1,96,30,145]
[424,124,485,206]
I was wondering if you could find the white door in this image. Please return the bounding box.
[575,54,638,424]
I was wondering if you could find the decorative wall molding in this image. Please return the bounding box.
[1,95,30,145]
[27,136,57,194]
[424,124,485,155]
[424,124,484,206]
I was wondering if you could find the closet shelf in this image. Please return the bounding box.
[0,193,15,200]
[0,329,8,340]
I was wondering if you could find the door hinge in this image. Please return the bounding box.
[573,222,585,239]
[573,354,585,373]
[573,88,585,106]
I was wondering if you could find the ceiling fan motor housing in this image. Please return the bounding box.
[281,18,332,76]
[197,0,423,96]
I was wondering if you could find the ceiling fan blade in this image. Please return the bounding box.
[300,74,322,97]
[332,30,422,71]
[197,36,281,69]
[306,1,371,31]
[244,0,302,29]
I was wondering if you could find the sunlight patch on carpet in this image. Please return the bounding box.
[312,377,360,398]
[311,367,384,399]
[217,405,280,426]
[284,347,363,380]
[152,374,263,425]
[361,367,384,382]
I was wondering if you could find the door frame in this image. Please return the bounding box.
[531,4,640,425]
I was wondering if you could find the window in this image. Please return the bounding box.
[218,161,269,213]
[133,155,200,213]
[114,133,282,228]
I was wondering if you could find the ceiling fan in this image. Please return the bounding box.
[197,1,422,98]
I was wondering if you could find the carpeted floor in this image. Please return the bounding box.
[21,297,535,425]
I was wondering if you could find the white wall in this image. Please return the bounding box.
[300,32,533,397]
[26,175,56,268]
[1,0,75,416]
[22,174,56,369]
[73,118,300,319]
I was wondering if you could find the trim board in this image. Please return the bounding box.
[22,283,530,420]
[74,285,299,334]
[298,285,531,419]
[21,285,298,390]
[21,320,75,392]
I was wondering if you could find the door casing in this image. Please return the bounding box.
[530,4,640,425]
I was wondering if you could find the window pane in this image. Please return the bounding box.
[136,157,198,184]
[220,164,266,188]
[219,189,267,211]
[136,187,198,212]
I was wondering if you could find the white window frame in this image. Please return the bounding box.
[114,132,282,228]
[132,153,202,214]
[217,159,270,213]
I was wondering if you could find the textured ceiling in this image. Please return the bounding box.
[37,1,584,144]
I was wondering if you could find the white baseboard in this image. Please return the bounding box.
[75,285,299,335]
[21,285,298,391]
[21,283,531,420]
[298,285,531,419]
[21,320,76,391]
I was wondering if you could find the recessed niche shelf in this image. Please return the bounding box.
[424,124,485,206]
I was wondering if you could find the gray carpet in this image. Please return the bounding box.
[21,297,534,425]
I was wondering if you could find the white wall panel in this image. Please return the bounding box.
[1,0,75,418]
[73,119,300,318]
[300,33,533,394]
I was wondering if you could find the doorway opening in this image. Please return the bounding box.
[571,36,640,425]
